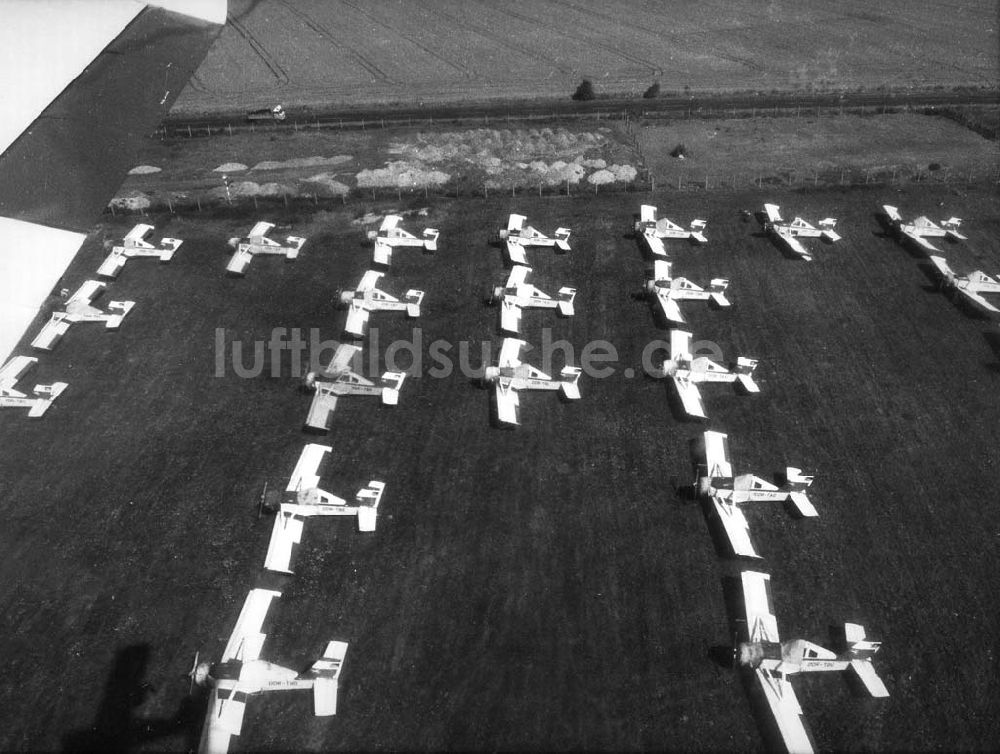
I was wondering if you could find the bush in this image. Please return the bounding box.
[572,79,595,101]
[643,82,660,99]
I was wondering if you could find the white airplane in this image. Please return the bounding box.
[0,355,68,417]
[367,214,439,266]
[645,260,730,325]
[97,223,182,278]
[762,204,840,261]
[264,444,385,574]
[736,570,889,754]
[226,221,306,274]
[497,213,571,265]
[30,280,135,350]
[655,330,759,419]
[302,343,406,431]
[484,337,582,426]
[928,256,1000,315]
[634,204,707,256]
[882,205,966,253]
[489,265,576,335]
[190,588,348,754]
[695,431,817,558]
[339,270,424,338]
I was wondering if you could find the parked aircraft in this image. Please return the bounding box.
[0,355,67,417]
[302,344,406,431]
[736,570,889,754]
[367,214,439,266]
[498,213,571,264]
[263,444,385,574]
[339,270,424,338]
[693,431,816,558]
[928,256,1000,315]
[190,588,347,754]
[31,280,135,350]
[645,260,730,325]
[655,330,759,419]
[762,204,840,261]
[97,223,182,278]
[488,265,576,334]
[634,204,707,256]
[226,221,305,274]
[484,337,582,426]
[882,205,966,253]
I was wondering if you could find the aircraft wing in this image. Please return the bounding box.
[380,214,402,232]
[495,382,520,425]
[0,1,225,364]
[656,292,685,324]
[497,337,524,368]
[672,375,706,418]
[247,221,274,239]
[506,264,530,288]
[507,214,526,232]
[287,444,331,493]
[703,431,733,478]
[505,240,528,265]
[753,668,815,754]
[324,343,361,375]
[264,510,305,574]
[652,260,672,282]
[956,287,1000,314]
[500,299,522,334]
[199,682,245,754]
[741,570,780,644]
[344,302,369,337]
[221,589,281,664]
[643,233,666,257]
[777,231,811,260]
[763,204,783,223]
[902,228,940,252]
[670,329,693,361]
[305,390,338,431]
[356,270,382,292]
[639,205,657,223]
[712,497,759,558]
[0,355,36,393]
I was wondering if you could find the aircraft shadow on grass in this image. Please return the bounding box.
[62,644,203,753]
[981,330,1000,372]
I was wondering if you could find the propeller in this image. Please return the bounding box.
[187,651,201,695]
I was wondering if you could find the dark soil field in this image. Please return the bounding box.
[2,181,1000,752]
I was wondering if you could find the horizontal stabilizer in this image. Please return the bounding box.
[690,231,708,244]
[405,289,425,317]
[735,358,760,393]
[381,371,406,405]
[284,236,306,258]
[787,491,818,517]
[557,287,576,316]
[560,366,583,400]
[27,382,68,417]
[850,659,890,698]
[422,228,439,251]
[882,205,902,223]
[821,229,841,243]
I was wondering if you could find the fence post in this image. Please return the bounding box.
[187,125,192,138]
[167,196,173,213]
[227,123,232,136]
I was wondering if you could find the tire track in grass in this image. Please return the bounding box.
[420,0,578,77]
[336,0,476,80]
[277,0,393,84]
[226,10,290,85]
[478,0,662,78]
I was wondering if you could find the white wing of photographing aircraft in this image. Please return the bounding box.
[30,280,136,350]
[226,221,306,275]
[695,431,817,558]
[735,571,889,754]
[657,330,759,419]
[645,260,730,325]
[0,355,68,417]
[483,337,582,426]
[0,1,225,365]
[264,443,385,574]
[490,265,576,335]
[928,256,1000,315]
[634,204,708,256]
[762,204,840,261]
[498,213,572,265]
[882,205,967,253]
[303,343,406,431]
[192,588,349,754]
[97,223,183,278]
[340,270,424,338]
[367,214,439,266]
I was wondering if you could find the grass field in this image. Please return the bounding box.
[173,0,999,114]
[2,178,1000,751]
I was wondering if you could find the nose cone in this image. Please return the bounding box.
[302,372,317,391]
[483,366,500,383]
[227,237,239,249]
[194,662,212,687]
[338,289,353,307]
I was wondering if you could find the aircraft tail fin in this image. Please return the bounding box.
[709,279,731,307]
[422,228,440,251]
[734,357,760,393]
[405,289,425,317]
[554,227,572,251]
[380,371,406,405]
[557,287,577,316]
[559,366,583,400]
